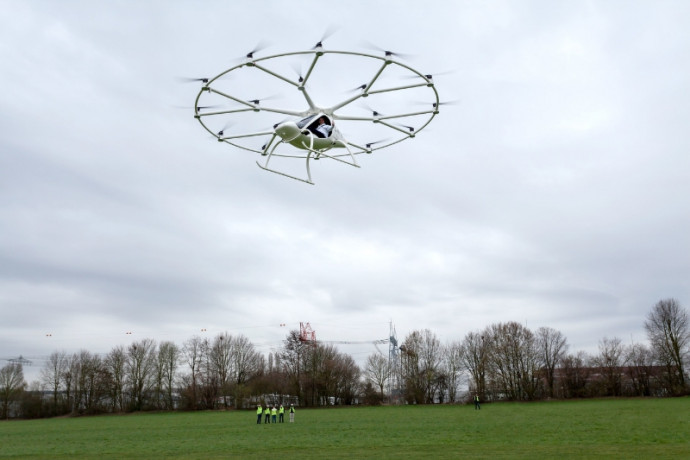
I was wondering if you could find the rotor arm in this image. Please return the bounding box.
[252,63,301,88]
[207,88,304,116]
[208,88,257,109]
[332,115,377,122]
[299,87,318,112]
[366,82,428,95]
[377,110,436,120]
[363,61,390,93]
[194,108,254,119]
[256,107,305,117]
[375,120,416,137]
[219,130,275,141]
[301,53,322,87]
[329,92,366,112]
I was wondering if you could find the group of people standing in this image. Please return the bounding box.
[256,403,295,424]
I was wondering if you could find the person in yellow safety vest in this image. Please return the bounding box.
[264,405,271,423]
[278,404,285,423]
[256,405,263,424]
[289,403,295,423]
[474,394,481,410]
[271,405,277,423]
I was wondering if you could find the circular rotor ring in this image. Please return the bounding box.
[194,49,440,160]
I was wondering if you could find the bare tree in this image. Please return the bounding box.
[62,353,77,413]
[432,372,450,404]
[645,298,688,394]
[198,337,219,409]
[210,333,233,408]
[279,330,308,403]
[300,345,361,406]
[127,338,156,411]
[156,341,180,410]
[400,332,423,404]
[230,334,261,408]
[364,353,389,402]
[536,327,568,398]
[443,341,464,403]
[461,331,489,399]
[332,353,360,405]
[401,329,442,403]
[487,322,541,401]
[70,351,86,414]
[72,350,106,414]
[398,342,417,403]
[41,351,68,416]
[625,343,654,396]
[304,343,336,406]
[319,345,340,404]
[104,345,127,412]
[419,330,442,403]
[182,335,204,410]
[559,351,591,398]
[0,363,25,419]
[593,337,624,396]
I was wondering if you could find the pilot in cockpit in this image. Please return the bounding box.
[314,117,333,138]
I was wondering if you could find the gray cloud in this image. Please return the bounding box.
[2,0,689,381]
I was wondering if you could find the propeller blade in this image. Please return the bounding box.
[312,26,338,49]
[272,117,292,129]
[433,100,459,108]
[360,41,413,60]
[177,72,233,84]
[217,121,234,136]
[365,138,389,149]
[344,83,367,94]
[195,105,222,112]
[290,62,304,83]
[247,94,281,105]
[413,100,459,108]
[245,40,270,59]
[402,70,455,81]
[177,77,209,84]
[361,103,383,117]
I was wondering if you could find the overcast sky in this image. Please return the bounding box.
[2,0,689,383]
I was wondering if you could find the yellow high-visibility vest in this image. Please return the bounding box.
[257,406,263,414]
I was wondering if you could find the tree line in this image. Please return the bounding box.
[1,298,688,419]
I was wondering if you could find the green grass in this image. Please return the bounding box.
[1,399,689,459]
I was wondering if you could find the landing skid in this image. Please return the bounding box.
[256,134,359,185]
[256,161,315,185]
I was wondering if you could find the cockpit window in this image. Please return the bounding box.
[297,115,317,129]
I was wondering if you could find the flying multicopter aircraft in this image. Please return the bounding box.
[192,38,442,184]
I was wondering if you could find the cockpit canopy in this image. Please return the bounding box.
[296,114,318,129]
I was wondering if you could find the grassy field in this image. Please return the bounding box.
[1,398,689,459]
